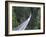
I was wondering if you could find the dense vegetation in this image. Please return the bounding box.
[12,6,40,30]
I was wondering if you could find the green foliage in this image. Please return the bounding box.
[26,8,40,30]
[12,8,20,29]
[12,6,40,30]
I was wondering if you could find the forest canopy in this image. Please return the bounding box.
[12,6,40,30]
